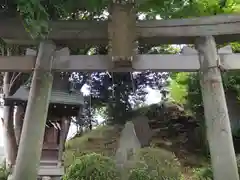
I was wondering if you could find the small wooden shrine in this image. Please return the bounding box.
[4,72,84,179]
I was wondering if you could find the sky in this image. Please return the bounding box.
[0,88,162,147]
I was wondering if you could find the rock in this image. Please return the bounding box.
[132,116,153,147]
[115,116,153,166]
[115,121,141,165]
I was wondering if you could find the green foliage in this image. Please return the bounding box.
[193,166,213,180]
[128,164,154,180]
[192,155,240,179]
[171,0,238,18]
[169,66,240,118]
[169,73,191,105]
[193,160,240,180]
[64,126,118,168]
[15,0,109,39]
[169,72,202,115]
[15,0,240,39]
[64,149,182,180]
[128,161,180,180]
[167,0,240,125]
[64,130,183,179]
[137,0,240,19]
[132,148,182,179]
[138,0,186,19]
[222,71,240,97]
[17,0,49,39]
[63,153,120,180]
[169,70,240,154]
[0,164,9,180]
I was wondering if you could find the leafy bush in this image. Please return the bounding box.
[0,164,9,180]
[193,167,213,180]
[64,148,182,180]
[63,153,120,180]
[193,158,240,180]
[128,165,154,180]
[130,148,182,180]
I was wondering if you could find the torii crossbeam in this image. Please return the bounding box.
[0,48,239,72]
[1,15,240,46]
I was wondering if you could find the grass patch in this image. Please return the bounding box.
[64,125,121,167]
[64,124,208,178]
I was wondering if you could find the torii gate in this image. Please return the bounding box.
[1,1,240,180]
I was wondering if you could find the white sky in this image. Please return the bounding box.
[145,87,162,105]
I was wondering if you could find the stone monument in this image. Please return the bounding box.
[115,116,152,166]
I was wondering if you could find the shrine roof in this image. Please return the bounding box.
[4,86,84,106]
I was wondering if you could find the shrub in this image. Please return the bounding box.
[0,164,9,180]
[128,166,153,180]
[63,153,120,180]
[64,148,182,180]
[129,148,182,180]
[193,167,213,180]
[192,159,240,180]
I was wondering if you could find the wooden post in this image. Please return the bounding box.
[195,36,239,180]
[57,118,70,167]
[12,41,56,180]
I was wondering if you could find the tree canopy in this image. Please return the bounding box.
[0,0,235,39]
[169,0,240,112]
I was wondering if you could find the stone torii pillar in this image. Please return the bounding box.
[12,41,56,180]
[183,37,239,180]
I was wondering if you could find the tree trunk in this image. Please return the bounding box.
[196,36,239,180]
[1,45,31,171]
[12,41,56,180]
[1,45,30,169]
[14,105,24,145]
[3,71,18,169]
[2,104,17,169]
